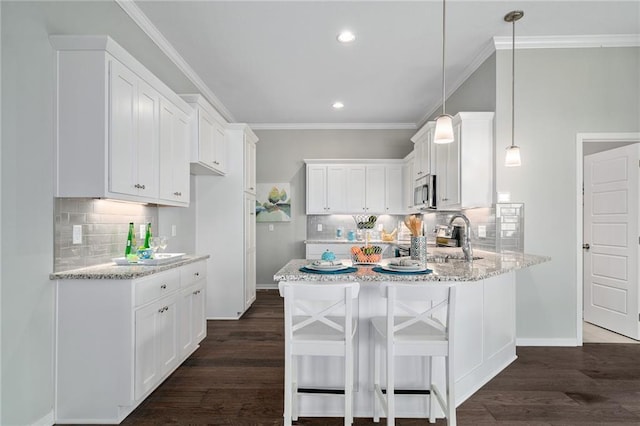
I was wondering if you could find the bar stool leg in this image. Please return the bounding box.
[429,356,436,424]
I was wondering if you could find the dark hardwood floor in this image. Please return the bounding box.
[73,290,640,425]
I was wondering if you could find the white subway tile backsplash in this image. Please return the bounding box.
[54,198,158,272]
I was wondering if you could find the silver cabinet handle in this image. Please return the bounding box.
[160,284,167,289]
[194,272,200,277]
[134,184,146,190]
[583,243,590,250]
[173,191,182,196]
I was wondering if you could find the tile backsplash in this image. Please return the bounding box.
[306,203,524,253]
[54,198,158,272]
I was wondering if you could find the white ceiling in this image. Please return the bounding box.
[133,0,640,128]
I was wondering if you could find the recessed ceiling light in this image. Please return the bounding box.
[332,101,344,109]
[337,30,356,43]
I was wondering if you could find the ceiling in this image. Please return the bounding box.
[132,1,640,128]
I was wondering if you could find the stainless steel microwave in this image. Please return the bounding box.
[414,174,437,209]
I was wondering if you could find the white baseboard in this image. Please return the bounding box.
[257,283,278,290]
[31,410,54,426]
[516,337,578,347]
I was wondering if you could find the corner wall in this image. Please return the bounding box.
[495,47,640,343]
[254,129,414,286]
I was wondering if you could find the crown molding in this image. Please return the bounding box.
[115,0,236,123]
[248,122,418,131]
[493,34,640,50]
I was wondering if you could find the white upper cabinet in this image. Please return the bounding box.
[305,160,404,215]
[51,35,192,206]
[244,130,258,194]
[411,121,435,180]
[159,98,190,206]
[181,94,227,175]
[434,112,495,210]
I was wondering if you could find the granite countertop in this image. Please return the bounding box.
[274,248,549,283]
[50,254,210,280]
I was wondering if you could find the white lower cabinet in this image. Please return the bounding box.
[55,260,207,424]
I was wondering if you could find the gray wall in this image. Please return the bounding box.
[495,47,640,342]
[254,129,414,286]
[427,52,496,122]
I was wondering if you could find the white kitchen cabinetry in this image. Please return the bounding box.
[403,152,416,212]
[434,112,494,210]
[182,94,228,175]
[159,98,190,206]
[306,164,349,214]
[244,134,257,194]
[179,262,207,359]
[55,260,207,424]
[51,35,192,207]
[384,164,404,214]
[196,124,258,319]
[306,160,404,215]
[411,121,435,180]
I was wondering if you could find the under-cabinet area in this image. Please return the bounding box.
[53,257,207,424]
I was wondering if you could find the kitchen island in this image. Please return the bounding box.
[273,249,549,420]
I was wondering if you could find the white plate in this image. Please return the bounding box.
[112,253,186,266]
[382,264,426,272]
[306,263,349,272]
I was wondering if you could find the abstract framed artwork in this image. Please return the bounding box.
[256,183,291,222]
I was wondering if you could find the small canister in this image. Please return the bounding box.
[410,236,427,268]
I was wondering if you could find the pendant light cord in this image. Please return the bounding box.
[511,17,515,148]
[441,0,447,116]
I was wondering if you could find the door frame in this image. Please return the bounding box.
[576,132,640,346]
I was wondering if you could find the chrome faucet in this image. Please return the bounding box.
[448,213,473,261]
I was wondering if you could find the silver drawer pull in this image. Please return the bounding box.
[194,272,200,277]
[160,284,167,289]
[174,191,182,196]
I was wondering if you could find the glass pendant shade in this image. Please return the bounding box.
[505,145,521,167]
[433,114,454,144]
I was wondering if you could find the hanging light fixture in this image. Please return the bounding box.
[433,0,454,144]
[504,10,524,167]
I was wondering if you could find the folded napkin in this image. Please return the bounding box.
[388,259,422,267]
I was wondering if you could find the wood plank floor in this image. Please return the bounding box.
[65,290,640,425]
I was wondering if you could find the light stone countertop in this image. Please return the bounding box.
[274,248,549,283]
[50,254,210,280]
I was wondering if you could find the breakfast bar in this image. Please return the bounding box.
[274,249,549,420]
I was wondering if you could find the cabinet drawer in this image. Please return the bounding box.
[135,269,180,307]
[180,261,207,288]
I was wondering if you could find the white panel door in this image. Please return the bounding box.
[365,165,386,213]
[136,80,160,198]
[385,165,403,213]
[109,60,137,196]
[306,166,327,213]
[584,144,639,339]
[346,165,366,213]
[326,166,348,213]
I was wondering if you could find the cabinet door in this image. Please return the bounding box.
[365,165,386,213]
[136,80,160,198]
[179,287,194,358]
[109,60,137,196]
[306,165,327,213]
[135,301,160,400]
[385,165,403,214]
[192,282,206,344]
[244,195,256,309]
[198,109,216,169]
[157,295,179,377]
[326,166,348,213]
[413,138,424,180]
[244,137,256,194]
[447,124,461,207]
[159,100,189,205]
[212,121,227,174]
[403,159,415,212]
[346,166,366,213]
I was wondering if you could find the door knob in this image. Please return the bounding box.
[583,243,590,250]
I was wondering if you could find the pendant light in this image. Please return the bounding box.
[504,10,524,167]
[433,0,454,144]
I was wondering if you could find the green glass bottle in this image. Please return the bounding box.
[125,222,135,257]
[143,222,152,249]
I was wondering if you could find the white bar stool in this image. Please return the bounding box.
[279,280,360,426]
[371,282,457,425]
